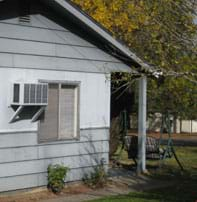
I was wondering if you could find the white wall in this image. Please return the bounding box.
[0,68,111,131]
[0,67,110,192]
[0,1,112,192]
[180,120,197,133]
[0,128,109,192]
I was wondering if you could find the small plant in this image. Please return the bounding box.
[47,164,69,193]
[83,163,107,188]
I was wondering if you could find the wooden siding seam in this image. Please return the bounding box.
[0,130,37,135]
[0,140,109,150]
[0,51,121,64]
[0,22,71,33]
[0,164,109,180]
[0,151,109,165]
[0,36,96,49]
[0,65,108,74]
[0,127,109,135]
[80,127,110,130]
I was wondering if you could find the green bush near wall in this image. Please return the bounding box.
[47,164,69,193]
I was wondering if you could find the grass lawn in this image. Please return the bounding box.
[87,146,197,202]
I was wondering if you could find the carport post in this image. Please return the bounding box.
[137,76,147,174]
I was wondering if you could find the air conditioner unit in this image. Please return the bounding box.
[11,83,48,106]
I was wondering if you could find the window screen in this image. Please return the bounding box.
[59,85,78,139]
[39,84,59,142]
[39,83,79,142]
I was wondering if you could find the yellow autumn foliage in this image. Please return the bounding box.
[72,0,197,119]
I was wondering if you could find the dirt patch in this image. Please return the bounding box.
[147,132,197,140]
[0,170,174,202]
[0,184,92,202]
[62,184,92,195]
[0,190,53,202]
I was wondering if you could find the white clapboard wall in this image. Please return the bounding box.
[0,0,112,192]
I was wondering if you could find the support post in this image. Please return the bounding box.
[31,106,46,122]
[137,76,147,174]
[9,106,24,123]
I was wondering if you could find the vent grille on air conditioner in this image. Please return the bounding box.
[12,83,48,106]
[24,84,48,104]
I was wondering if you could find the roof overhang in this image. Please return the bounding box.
[41,0,152,73]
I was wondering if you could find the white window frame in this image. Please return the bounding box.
[38,80,80,143]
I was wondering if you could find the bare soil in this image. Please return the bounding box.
[0,173,167,202]
[0,184,92,202]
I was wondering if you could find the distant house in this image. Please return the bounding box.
[131,113,197,134]
[0,0,149,192]
[176,120,197,134]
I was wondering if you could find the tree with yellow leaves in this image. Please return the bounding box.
[72,0,197,120]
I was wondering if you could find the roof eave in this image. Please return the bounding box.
[42,0,152,72]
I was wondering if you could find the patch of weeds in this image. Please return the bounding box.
[83,163,107,188]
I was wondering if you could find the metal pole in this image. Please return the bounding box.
[137,76,147,174]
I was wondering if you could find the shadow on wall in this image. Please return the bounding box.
[76,130,107,178]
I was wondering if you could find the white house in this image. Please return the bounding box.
[0,0,150,192]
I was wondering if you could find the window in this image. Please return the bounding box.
[38,82,80,142]
[13,84,20,103]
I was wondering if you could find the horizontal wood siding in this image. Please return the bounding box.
[0,132,37,148]
[0,128,108,148]
[0,166,108,192]
[0,1,113,192]
[0,22,93,47]
[0,153,109,178]
[0,37,119,62]
[0,138,109,164]
[0,52,129,73]
[0,4,131,74]
[0,17,131,74]
[0,128,109,192]
[0,14,69,32]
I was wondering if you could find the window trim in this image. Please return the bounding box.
[38,80,80,143]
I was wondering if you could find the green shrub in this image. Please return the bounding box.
[47,164,69,193]
[83,163,107,188]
